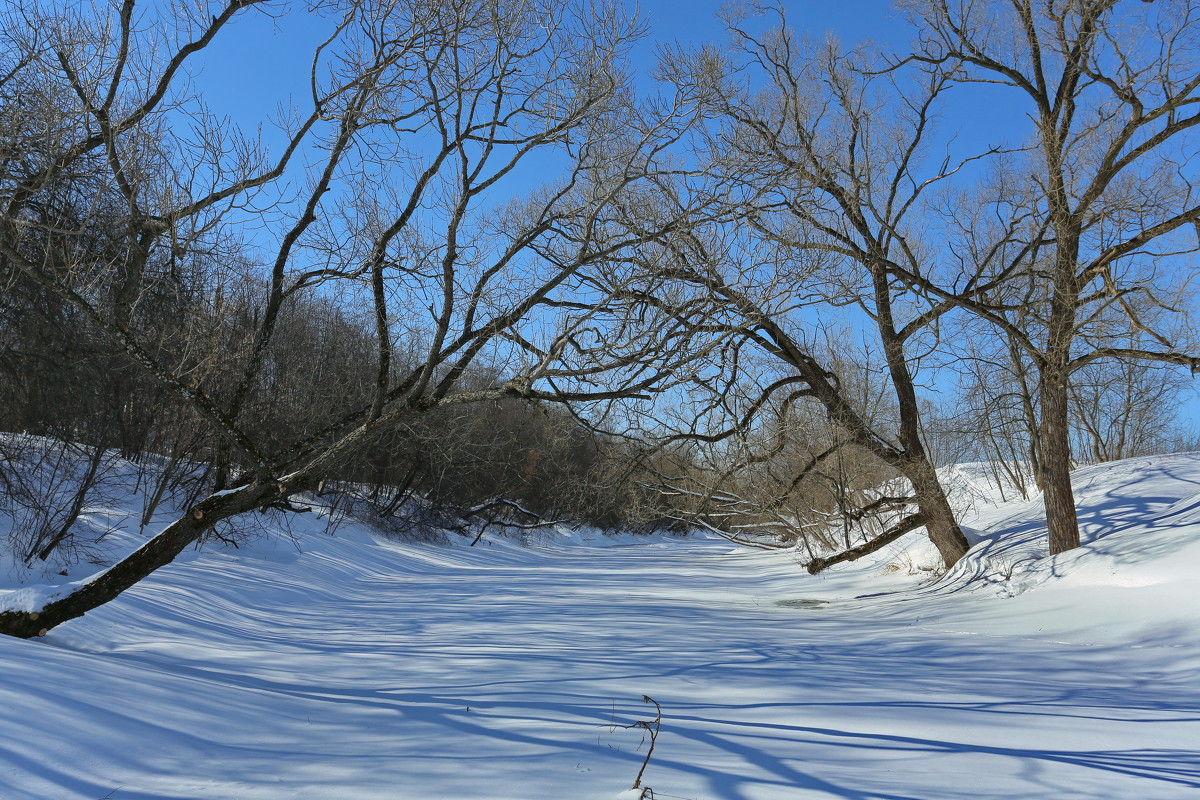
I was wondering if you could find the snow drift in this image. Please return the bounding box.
[1,453,1199,798]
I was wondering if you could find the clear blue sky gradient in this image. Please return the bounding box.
[194,2,987,137]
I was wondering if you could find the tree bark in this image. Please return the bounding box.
[907,460,971,567]
[1039,369,1080,554]
[787,346,970,570]
[0,482,284,638]
[806,512,926,574]
[873,267,971,569]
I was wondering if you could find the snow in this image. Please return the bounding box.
[2,454,1200,798]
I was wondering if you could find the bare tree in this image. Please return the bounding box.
[0,0,706,638]
[631,8,980,570]
[898,0,1200,554]
[1068,320,1196,463]
[944,327,1042,499]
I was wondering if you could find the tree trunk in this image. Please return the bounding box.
[871,267,971,570]
[0,482,282,639]
[907,460,970,568]
[803,464,970,574]
[1039,370,1080,554]
[806,512,926,573]
[750,287,970,571]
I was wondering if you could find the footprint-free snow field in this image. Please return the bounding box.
[3,455,1200,799]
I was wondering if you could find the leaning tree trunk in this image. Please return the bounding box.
[750,288,972,572]
[796,365,971,570]
[0,481,285,639]
[873,271,971,571]
[802,465,968,575]
[906,459,970,568]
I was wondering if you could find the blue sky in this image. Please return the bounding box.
[191,0,1023,193]
[193,2,920,125]
[183,0,1200,431]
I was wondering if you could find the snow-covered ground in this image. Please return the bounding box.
[2,454,1200,799]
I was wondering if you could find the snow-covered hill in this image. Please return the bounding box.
[2,453,1199,799]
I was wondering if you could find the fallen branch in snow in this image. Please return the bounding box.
[805,512,926,574]
[691,518,792,550]
[623,695,662,792]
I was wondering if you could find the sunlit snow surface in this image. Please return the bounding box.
[2,455,1200,799]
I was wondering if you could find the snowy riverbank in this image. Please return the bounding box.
[3,454,1200,798]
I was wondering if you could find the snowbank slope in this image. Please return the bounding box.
[1,454,1198,799]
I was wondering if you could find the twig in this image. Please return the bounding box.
[623,695,662,791]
